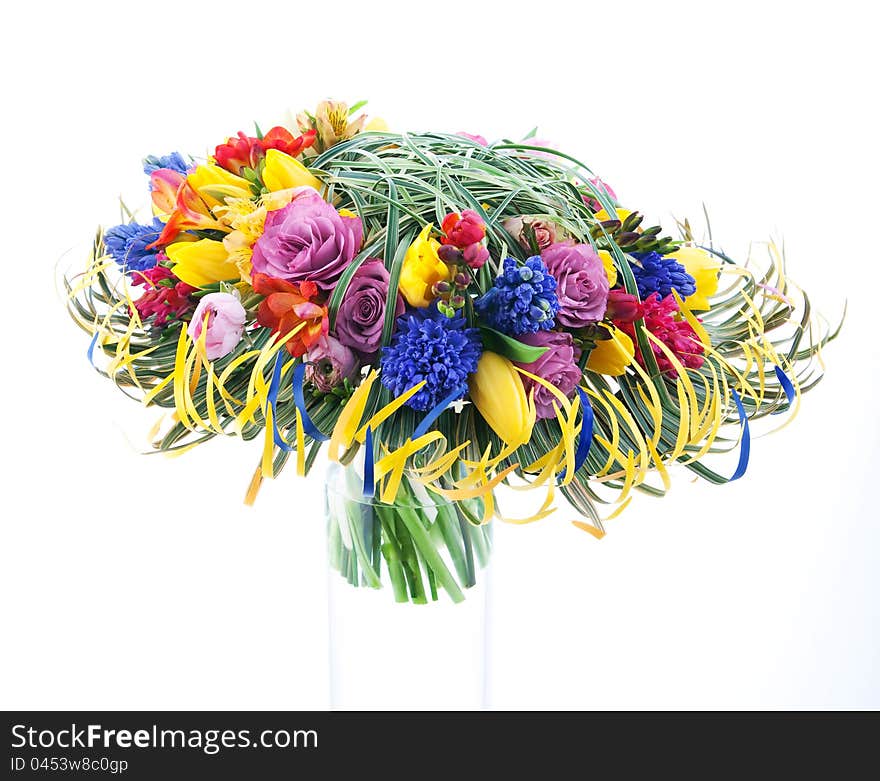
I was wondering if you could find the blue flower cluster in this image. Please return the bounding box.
[103,218,165,272]
[142,152,190,175]
[474,256,558,335]
[380,305,482,411]
[629,251,696,301]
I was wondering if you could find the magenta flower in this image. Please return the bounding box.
[188,292,247,360]
[457,132,488,145]
[583,177,617,211]
[513,330,582,420]
[251,189,363,292]
[335,258,405,357]
[541,242,610,328]
[306,335,360,392]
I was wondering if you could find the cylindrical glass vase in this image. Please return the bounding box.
[326,458,492,709]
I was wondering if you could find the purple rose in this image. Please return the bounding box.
[541,242,610,328]
[251,189,363,292]
[306,335,360,392]
[335,258,405,356]
[513,331,582,420]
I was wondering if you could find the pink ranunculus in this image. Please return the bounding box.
[513,330,582,420]
[251,188,363,293]
[541,242,610,328]
[583,177,617,211]
[334,258,404,357]
[306,335,360,392]
[188,292,247,360]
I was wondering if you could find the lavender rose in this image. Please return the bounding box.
[541,242,610,328]
[251,188,363,292]
[335,258,405,356]
[306,335,360,392]
[513,331,582,420]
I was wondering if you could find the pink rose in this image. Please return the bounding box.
[188,292,246,360]
[503,216,563,252]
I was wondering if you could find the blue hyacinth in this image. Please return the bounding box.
[142,152,190,176]
[474,256,558,335]
[629,251,696,300]
[380,305,483,411]
[103,218,165,272]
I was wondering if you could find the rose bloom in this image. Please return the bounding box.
[335,258,404,357]
[513,330,582,420]
[541,242,610,328]
[503,216,562,252]
[251,189,363,293]
[306,335,360,392]
[187,292,246,360]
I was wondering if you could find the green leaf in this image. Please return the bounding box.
[478,326,549,363]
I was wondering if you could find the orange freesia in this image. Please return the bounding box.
[252,273,327,357]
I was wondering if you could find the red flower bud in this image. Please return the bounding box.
[441,209,486,248]
[605,289,641,323]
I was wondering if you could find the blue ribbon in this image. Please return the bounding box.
[411,385,465,441]
[267,354,330,453]
[87,332,100,367]
[363,425,375,498]
[558,387,594,484]
[291,360,330,442]
[729,387,750,481]
[773,365,796,413]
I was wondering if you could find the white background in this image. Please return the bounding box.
[1,0,877,709]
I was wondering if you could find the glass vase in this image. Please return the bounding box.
[325,457,492,709]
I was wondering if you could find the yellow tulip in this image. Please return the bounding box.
[586,328,635,376]
[597,249,618,287]
[398,224,449,308]
[365,117,390,132]
[261,149,323,192]
[667,246,721,311]
[594,207,635,225]
[165,239,241,288]
[469,352,534,446]
[187,164,253,210]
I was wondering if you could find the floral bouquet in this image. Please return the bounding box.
[66,100,836,605]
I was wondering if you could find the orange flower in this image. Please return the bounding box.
[252,273,328,357]
[147,176,228,249]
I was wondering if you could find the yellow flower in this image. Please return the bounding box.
[187,164,253,210]
[586,328,634,376]
[398,224,449,308]
[593,207,635,225]
[365,117,389,132]
[261,149,323,193]
[666,246,721,311]
[597,249,618,287]
[469,352,535,446]
[299,100,367,154]
[165,239,240,288]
